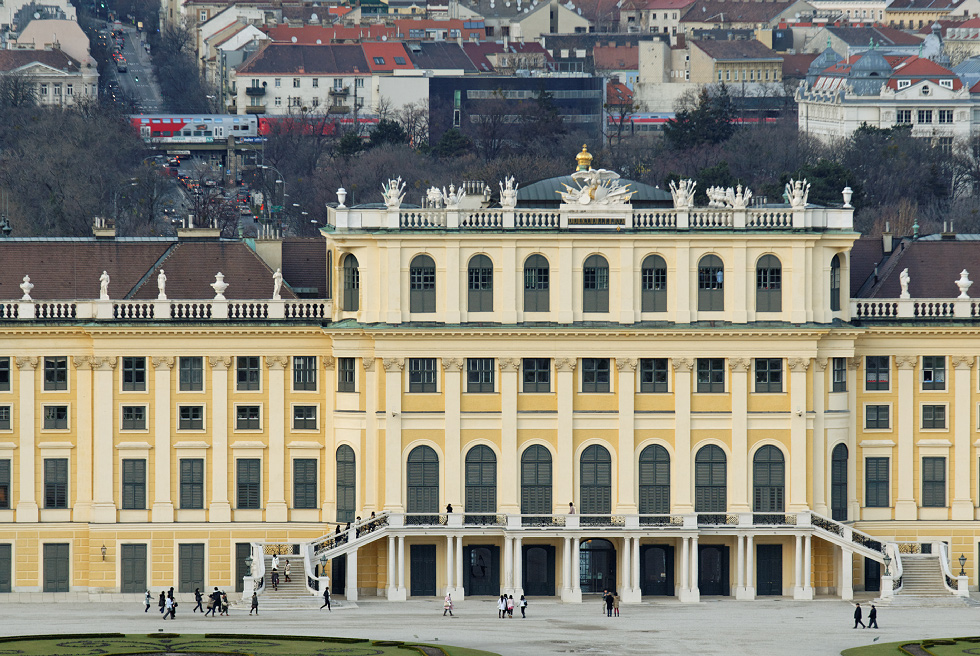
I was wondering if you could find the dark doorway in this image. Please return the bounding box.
[410,544,437,597]
[522,545,555,596]
[178,544,205,593]
[463,545,499,596]
[235,543,251,593]
[756,544,782,596]
[865,557,880,592]
[43,543,69,592]
[580,539,616,594]
[331,555,346,596]
[640,544,674,596]
[120,544,147,593]
[698,544,730,596]
[0,544,11,592]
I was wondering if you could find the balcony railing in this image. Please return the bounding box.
[852,298,980,320]
[0,299,330,322]
[245,86,266,96]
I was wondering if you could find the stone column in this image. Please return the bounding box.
[91,356,117,523]
[679,537,690,599]
[347,547,358,601]
[265,355,289,522]
[387,536,398,599]
[744,534,755,599]
[729,358,750,512]
[151,356,174,522]
[499,358,520,513]
[675,242,691,324]
[72,356,93,522]
[736,534,746,599]
[894,356,917,520]
[812,359,828,516]
[571,538,582,602]
[632,537,640,598]
[384,359,404,512]
[788,358,809,511]
[445,241,460,323]
[561,537,572,600]
[503,535,514,594]
[802,534,813,599]
[793,534,803,598]
[209,356,232,522]
[456,535,464,601]
[446,535,455,594]
[555,358,576,512]
[688,535,700,603]
[672,359,694,513]
[15,357,38,522]
[620,536,631,593]
[617,357,637,513]
[444,358,462,509]
[514,536,523,596]
[398,535,406,591]
[363,358,379,512]
[952,356,974,520]
[840,548,854,600]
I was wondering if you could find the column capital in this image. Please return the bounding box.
[813,358,828,371]
[443,357,464,372]
[895,355,917,370]
[208,356,232,370]
[788,357,810,372]
[500,357,521,371]
[728,357,750,372]
[72,355,93,370]
[151,356,175,371]
[616,357,637,372]
[671,357,693,372]
[952,355,975,370]
[93,356,117,371]
[265,355,289,370]
[555,357,577,372]
[847,357,861,371]
[362,357,377,372]
[15,356,38,370]
[322,356,336,370]
[382,357,404,372]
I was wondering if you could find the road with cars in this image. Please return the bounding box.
[107,24,162,112]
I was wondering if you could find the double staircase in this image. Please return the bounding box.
[246,555,344,610]
[878,556,977,607]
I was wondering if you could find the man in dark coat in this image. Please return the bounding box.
[853,603,866,628]
[868,604,878,629]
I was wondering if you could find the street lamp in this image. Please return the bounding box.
[245,555,253,576]
[959,553,967,577]
[101,544,107,560]
[882,553,891,577]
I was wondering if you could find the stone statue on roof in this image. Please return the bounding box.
[99,270,110,300]
[785,178,810,209]
[273,268,283,300]
[381,177,406,210]
[900,268,910,299]
[559,168,634,206]
[500,176,518,209]
[669,178,696,210]
[157,269,167,300]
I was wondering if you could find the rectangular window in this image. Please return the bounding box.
[121,459,146,510]
[922,457,946,507]
[522,358,550,393]
[43,405,68,429]
[312,78,319,88]
[639,358,668,393]
[236,356,261,391]
[0,357,8,391]
[582,358,610,393]
[237,459,261,509]
[922,356,946,390]
[293,356,317,391]
[696,358,725,393]
[178,357,203,391]
[466,358,494,393]
[178,406,204,430]
[355,78,364,88]
[865,356,890,391]
[293,458,318,509]
[865,405,890,429]
[293,405,317,430]
[832,357,847,392]
[292,78,300,88]
[897,109,912,124]
[236,405,261,430]
[0,459,9,509]
[865,457,889,507]
[338,357,356,393]
[939,109,954,124]
[408,358,437,393]
[922,404,947,429]
[121,405,146,430]
[43,357,67,391]
[122,357,146,391]
[754,358,782,393]
[274,78,281,87]
[44,458,68,508]
[918,109,933,123]
[179,458,204,509]
[0,405,9,430]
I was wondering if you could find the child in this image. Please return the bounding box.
[519,595,527,618]
[443,594,454,617]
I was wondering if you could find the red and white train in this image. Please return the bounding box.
[130,114,381,144]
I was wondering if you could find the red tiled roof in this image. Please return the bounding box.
[0,48,80,73]
[638,0,695,9]
[362,42,414,71]
[681,0,803,24]
[606,81,633,104]
[782,53,817,78]
[593,44,639,70]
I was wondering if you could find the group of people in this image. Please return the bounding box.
[143,586,231,619]
[146,588,180,619]
[602,591,621,617]
[496,594,527,618]
[853,603,879,629]
[269,554,291,591]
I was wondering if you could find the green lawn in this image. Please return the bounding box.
[0,633,500,656]
[843,636,980,656]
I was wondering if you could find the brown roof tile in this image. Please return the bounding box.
[692,39,782,61]
[857,238,980,299]
[0,48,81,72]
[238,43,370,75]
[282,237,328,297]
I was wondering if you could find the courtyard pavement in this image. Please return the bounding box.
[0,594,976,655]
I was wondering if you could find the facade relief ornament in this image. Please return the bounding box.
[727,358,750,372]
[671,357,693,371]
[362,358,377,372]
[615,357,637,372]
[93,356,117,370]
[322,357,336,370]
[952,355,975,370]
[72,356,92,370]
[265,355,288,369]
[382,358,404,372]
[554,357,577,372]
[895,355,917,370]
[151,356,175,370]
[499,358,520,371]
[208,356,232,370]
[847,357,861,370]
[15,356,38,370]
[443,358,464,372]
[788,358,810,372]
[814,358,828,371]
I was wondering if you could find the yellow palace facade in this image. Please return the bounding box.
[0,157,977,604]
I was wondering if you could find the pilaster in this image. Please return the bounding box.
[91,356,117,523]
[499,358,520,513]
[362,357,379,512]
[14,357,38,522]
[383,358,404,512]
[209,356,232,522]
[951,356,974,518]
[150,356,174,521]
[555,357,576,512]
[672,358,693,513]
[894,355,917,519]
[788,357,809,511]
[72,356,93,521]
[729,358,750,512]
[616,357,637,513]
[812,358,828,516]
[265,355,289,522]
[444,357,462,508]
[445,243,461,324]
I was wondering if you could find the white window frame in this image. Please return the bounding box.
[119,404,149,432]
[290,403,320,432]
[120,356,149,395]
[919,402,949,431]
[233,403,263,433]
[176,404,206,432]
[41,403,70,432]
[862,402,892,432]
[0,403,12,432]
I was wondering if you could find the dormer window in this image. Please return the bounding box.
[940,79,953,89]
[897,79,911,89]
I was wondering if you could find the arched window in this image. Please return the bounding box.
[521,445,552,515]
[755,254,781,313]
[694,445,726,513]
[753,445,785,512]
[465,445,496,514]
[406,445,439,513]
[831,443,848,521]
[580,444,612,515]
[410,254,436,313]
[336,445,356,523]
[583,254,609,313]
[641,254,667,313]
[830,255,841,312]
[638,444,670,514]
[342,254,359,312]
[698,255,724,311]
[523,254,550,312]
[467,254,493,313]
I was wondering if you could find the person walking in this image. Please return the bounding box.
[158,591,166,614]
[284,560,291,583]
[507,594,515,618]
[868,604,878,629]
[204,588,218,617]
[220,591,230,616]
[163,595,175,620]
[853,603,866,629]
[144,590,151,613]
[497,595,506,619]
[250,591,259,615]
[272,553,280,571]
[443,594,454,616]
[519,595,527,618]
[193,588,203,613]
[271,568,279,591]
[320,586,331,611]
[604,591,614,617]
[612,592,620,617]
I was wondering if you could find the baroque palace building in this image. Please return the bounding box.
[0,150,978,604]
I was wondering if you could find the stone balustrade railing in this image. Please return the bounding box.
[851,298,980,320]
[0,299,331,321]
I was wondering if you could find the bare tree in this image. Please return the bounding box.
[0,71,38,108]
[396,100,430,148]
